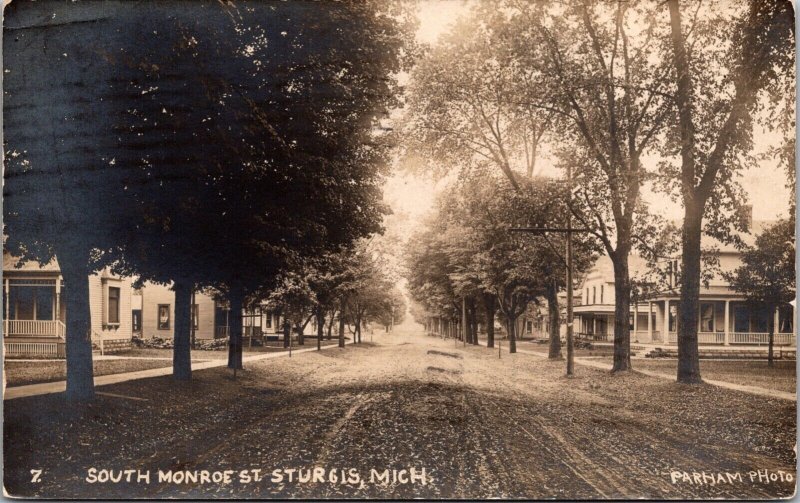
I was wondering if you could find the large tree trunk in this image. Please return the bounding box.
[338,298,346,348]
[508,313,517,354]
[59,257,95,401]
[316,306,324,351]
[677,206,703,383]
[547,281,562,359]
[296,321,304,346]
[227,288,244,370]
[283,319,291,348]
[172,280,192,381]
[470,302,478,345]
[467,297,478,345]
[768,305,775,368]
[483,293,496,348]
[611,253,632,372]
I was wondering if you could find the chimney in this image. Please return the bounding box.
[741,204,753,232]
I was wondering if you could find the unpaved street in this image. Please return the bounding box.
[4,328,796,499]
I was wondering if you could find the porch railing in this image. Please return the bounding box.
[215,326,229,339]
[730,332,795,346]
[4,319,66,339]
[665,331,794,346]
[576,332,611,342]
[4,341,65,357]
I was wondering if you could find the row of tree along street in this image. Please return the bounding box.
[3,1,416,401]
[401,0,795,380]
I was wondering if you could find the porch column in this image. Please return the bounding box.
[723,300,730,346]
[647,301,653,341]
[55,277,61,322]
[633,303,639,336]
[664,299,669,343]
[4,278,9,335]
[774,308,780,344]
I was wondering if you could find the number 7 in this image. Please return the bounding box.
[30,469,42,483]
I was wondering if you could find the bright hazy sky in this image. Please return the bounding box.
[383,0,793,242]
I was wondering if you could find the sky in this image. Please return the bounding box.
[383,0,793,245]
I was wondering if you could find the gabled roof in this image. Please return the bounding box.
[3,250,60,273]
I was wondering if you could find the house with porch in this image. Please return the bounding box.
[573,221,796,347]
[3,251,134,356]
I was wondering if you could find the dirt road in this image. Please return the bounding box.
[4,328,796,499]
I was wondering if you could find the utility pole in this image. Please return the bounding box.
[565,164,575,376]
[510,164,584,377]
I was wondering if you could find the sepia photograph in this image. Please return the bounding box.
[1,0,796,499]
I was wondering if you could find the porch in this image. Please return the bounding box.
[3,277,68,357]
[651,298,796,346]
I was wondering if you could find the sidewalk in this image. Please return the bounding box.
[513,346,797,402]
[4,343,341,400]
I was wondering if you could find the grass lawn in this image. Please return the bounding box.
[117,339,343,359]
[601,358,796,393]
[4,359,182,387]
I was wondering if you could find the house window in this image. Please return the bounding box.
[158,304,171,330]
[585,288,589,305]
[132,309,142,332]
[35,287,54,320]
[10,287,35,320]
[592,287,596,305]
[265,311,273,329]
[600,285,604,304]
[700,303,714,332]
[629,314,634,331]
[778,305,794,333]
[733,305,749,332]
[192,304,199,330]
[751,306,769,333]
[107,287,120,325]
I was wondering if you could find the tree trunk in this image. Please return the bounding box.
[316,306,324,351]
[470,304,478,345]
[327,309,335,340]
[768,306,775,368]
[508,313,517,354]
[547,281,562,359]
[296,322,304,346]
[483,293,496,348]
[283,319,291,348]
[227,288,244,370]
[669,0,703,384]
[59,257,95,401]
[172,280,192,381]
[467,297,478,345]
[677,206,703,383]
[611,254,632,372]
[356,314,362,344]
[338,298,346,348]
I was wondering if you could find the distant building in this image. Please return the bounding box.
[135,281,300,342]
